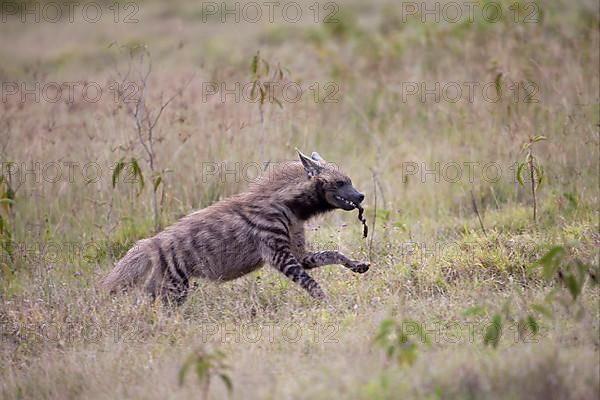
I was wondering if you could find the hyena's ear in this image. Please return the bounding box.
[296,149,322,178]
[311,152,324,162]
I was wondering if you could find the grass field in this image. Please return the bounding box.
[0,0,599,398]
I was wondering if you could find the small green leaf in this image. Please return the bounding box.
[532,135,547,143]
[112,157,126,188]
[0,214,6,234]
[534,164,544,187]
[564,273,580,300]
[195,358,210,382]
[494,72,503,92]
[178,356,193,386]
[530,303,553,318]
[463,305,487,317]
[250,52,258,74]
[527,315,539,335]
[533,246,565,280]
[516,162,525,187]
[538,246,565,264]
[373,319,394,344]
[130,157,145,196]
[219,373,233,394]
[484,314,502,348]
[153,174,162,193]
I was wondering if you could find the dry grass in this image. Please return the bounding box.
[0,0,598,399]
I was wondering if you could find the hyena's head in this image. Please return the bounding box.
[297,150,365,211]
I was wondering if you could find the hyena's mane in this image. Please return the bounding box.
[245,160,345,220]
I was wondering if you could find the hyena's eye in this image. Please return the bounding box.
[336,180,346,188]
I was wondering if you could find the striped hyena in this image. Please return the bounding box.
[103,150,369,304]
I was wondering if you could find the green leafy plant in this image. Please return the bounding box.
[483,313,503,348]
[250,51,287,165]
[111,44,191,231]
[473,245,598,349]
[478,302,540,349]
[373,318,430,367]
[112,157,145,197]
[179,347,233,399]
[532,245,598,302]
[516,135,547,224]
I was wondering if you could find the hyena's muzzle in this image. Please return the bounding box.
[329,185,365,211]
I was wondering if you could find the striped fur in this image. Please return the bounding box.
[102,151,369,304]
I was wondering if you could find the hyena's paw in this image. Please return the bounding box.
[309,286,328,301]
[349,261,370,274]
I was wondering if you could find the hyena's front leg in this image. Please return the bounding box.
[264,244,327,300]
[300,251,370,274]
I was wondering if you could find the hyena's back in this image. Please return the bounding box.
[103,197,267,301]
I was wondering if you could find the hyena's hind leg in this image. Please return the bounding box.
[144,243,190,306]
[145,274,190,306]
[162,279,190,306]
[300,251,370,274]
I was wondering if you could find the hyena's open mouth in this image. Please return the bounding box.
[334,195,358,208]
